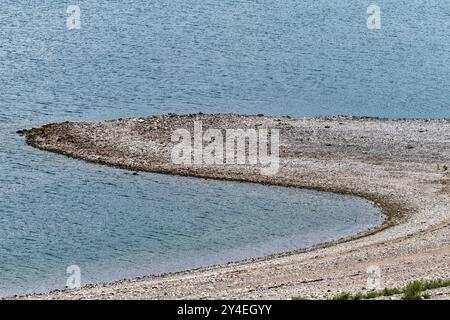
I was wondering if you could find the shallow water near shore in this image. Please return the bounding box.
[0,1,448,296]
[0,146,383,296]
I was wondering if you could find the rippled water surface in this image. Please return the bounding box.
[1,0,448,295]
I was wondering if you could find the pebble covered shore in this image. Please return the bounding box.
[13,113,450,299]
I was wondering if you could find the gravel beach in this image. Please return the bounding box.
[15,113,450,299]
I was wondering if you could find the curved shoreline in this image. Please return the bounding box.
[13,114,450,299]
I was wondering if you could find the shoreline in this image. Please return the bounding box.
[13,113,450,299]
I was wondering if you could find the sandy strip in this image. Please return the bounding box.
[13,113,450,299]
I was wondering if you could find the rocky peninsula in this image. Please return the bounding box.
[15,113,450,299]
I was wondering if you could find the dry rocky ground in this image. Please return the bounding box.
[12,113,450,299]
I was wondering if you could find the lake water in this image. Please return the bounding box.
[0,0,448,296]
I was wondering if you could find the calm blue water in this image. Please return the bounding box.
[1,0,447,295]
